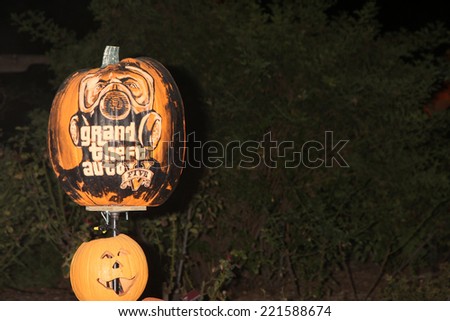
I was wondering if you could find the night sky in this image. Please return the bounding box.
[0,0,93,54]
[1,0,449,54]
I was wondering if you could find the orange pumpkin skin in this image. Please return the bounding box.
[48,56,185,207]
[70,234,148,301]
[142,297,164,301]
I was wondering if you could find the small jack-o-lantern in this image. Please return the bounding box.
[70,233,148,301]
[48,46,185,210]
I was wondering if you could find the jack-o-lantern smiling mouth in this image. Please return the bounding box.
[97,251,138,296]
[97,275,137,295]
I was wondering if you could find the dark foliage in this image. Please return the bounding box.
[1,0,449,300]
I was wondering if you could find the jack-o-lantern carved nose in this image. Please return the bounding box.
[112,261,120,269]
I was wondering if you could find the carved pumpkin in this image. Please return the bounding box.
[70,233,148,301]
[48,46,185,209]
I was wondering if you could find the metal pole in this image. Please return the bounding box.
[110,212,119,237]
[110,212,120,294]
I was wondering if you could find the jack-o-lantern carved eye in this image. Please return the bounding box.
[95,81,107,92]
[123,79,140,90]
[101,251,114,259]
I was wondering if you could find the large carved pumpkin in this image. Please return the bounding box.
[48,46,185,209]
[70,233,148,301]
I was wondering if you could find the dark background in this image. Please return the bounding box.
[0,0,449,301]
[2,0,450,54]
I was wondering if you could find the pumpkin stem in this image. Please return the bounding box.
[101,45,120,67]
